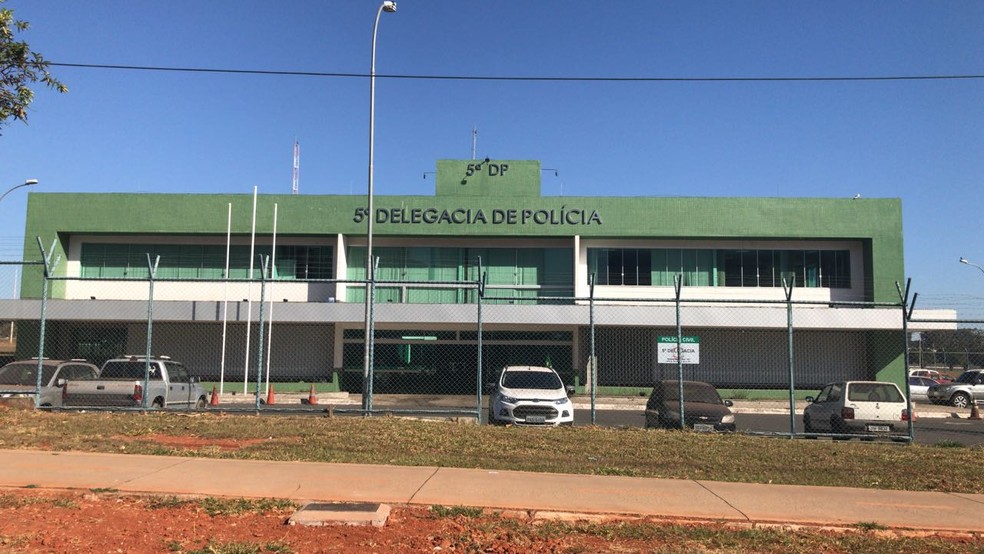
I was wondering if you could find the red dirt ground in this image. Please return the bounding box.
[0,488,619,553]
[4,434,981,553]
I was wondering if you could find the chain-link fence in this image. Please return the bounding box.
[3,254,981,443]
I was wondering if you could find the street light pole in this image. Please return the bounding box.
[1,179,38,355]
[0,179,39,204]
[363,1,397,413]
[959,257,984,277]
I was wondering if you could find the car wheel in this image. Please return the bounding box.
[951,392,971,409]
[487,401,501,425]
[151,398,164,409]
[195,397,207,409]
[803,414,817,436]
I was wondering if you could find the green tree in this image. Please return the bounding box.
[0,0,66,133]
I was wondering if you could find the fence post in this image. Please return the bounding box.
[897,279,917,443]
[782,274,796,437]
[143,254,160,409]
[476,256,485,424]
[366,256,379,414]
[255,256,268,411]
[674,274,684,430]
[33,238,59,409]
[589,273,596,425]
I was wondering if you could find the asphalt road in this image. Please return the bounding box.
[577,409,984,446]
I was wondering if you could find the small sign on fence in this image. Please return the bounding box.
[657,336,700,365]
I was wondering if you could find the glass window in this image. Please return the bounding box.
[741,250,758,287]
[721,250,742,287]
[502,370,562,390]
[165,362,189,383]
[606,249,623,285]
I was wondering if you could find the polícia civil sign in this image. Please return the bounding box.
[657,336,700,364]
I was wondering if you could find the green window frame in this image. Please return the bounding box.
[590,247,850,289]
[80,243,333,280]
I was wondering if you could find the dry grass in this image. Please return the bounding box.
[0,409,979,492]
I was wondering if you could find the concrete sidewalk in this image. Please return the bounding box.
[0,449,981,533]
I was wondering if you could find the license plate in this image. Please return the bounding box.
[693,423,715,432]
[526,416,546,424]
[866,424,890,433]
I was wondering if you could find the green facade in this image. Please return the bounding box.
[21,160,904,301]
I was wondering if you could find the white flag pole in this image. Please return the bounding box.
[243,186,257,394]
[264,203,278,395]
[219,202,232,395]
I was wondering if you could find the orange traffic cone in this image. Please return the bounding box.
[307,384,318,405]
[265,385,276,405]
[970,401,981,421]
[209,386,220,406]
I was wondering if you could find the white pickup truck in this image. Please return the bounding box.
[62,355,208,409]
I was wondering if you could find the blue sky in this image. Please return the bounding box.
[2,1,982,312]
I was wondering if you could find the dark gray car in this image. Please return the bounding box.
[645,380,736,432]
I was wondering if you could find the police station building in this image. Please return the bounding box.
[13,159,946,394]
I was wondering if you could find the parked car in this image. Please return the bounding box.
[909,369,951,383]
[486,365,574,426]
[926,369,984,408]
[907,376,938,403]
[644,380,736,432]
[802,381,911,438]
[62,355,207,409]
[0,359,99,407]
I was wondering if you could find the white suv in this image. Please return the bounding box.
[487,365,574,426]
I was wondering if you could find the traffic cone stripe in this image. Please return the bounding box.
[308,384,318,405]
[209,386,220,406]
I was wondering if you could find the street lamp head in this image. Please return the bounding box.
[960,257,970,265]
[24,179,38,186]
[383,1,397,12]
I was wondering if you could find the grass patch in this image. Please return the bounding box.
[0,493,77,509]
[430,505,484,518]
[1,410,982,493]
[198,497,297,517]
[429,515,982,554]
[854,521,890,531]
[145,495,192,510]
[185,540,294,554]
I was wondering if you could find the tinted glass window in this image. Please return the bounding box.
[502,371,562,390]
[955,372,977,384]
[654,382,722,404]
[166,362,189,383]
[100,361,162,380]
[61,365,98,380]
[0,363,56,385]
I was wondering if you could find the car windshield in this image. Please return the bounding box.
[955,372,978,384]
[661,383,723,404]
[0,363,56,386]
[847,383,903,402]
[502,371,562,390]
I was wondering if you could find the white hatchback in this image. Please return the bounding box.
[803,381,912,439]
[487,365,574,426]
